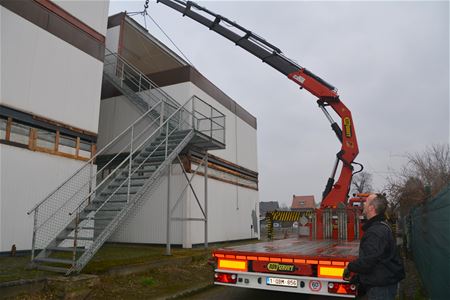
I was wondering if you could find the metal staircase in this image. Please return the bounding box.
[27,51,225,275]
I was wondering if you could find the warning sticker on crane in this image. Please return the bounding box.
[343,117,352,138]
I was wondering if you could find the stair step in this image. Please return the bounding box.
[92,200,127,205]
[134,157,165,164]
[35,264,70,273]
[84,205,123,212]
[101,190,137,196]
[109,182,144,188]
[34,257,73,265]
[93,195,129,203]
[66,226,95,231]
[47,246,86,253]
[57,236,94,241]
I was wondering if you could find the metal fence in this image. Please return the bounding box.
[406,184,450,299]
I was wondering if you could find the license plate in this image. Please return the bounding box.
[266,277,298,287]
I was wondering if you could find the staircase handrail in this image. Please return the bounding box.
[68,95,195,217]
[104,49,181,109]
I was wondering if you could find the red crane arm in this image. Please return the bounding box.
[288,70,359,207]
[158,0,360,207]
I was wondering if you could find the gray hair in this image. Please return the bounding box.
[371,193,388,215]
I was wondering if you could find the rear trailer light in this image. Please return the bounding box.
[214,272,237,284]
[318,265,345,279]
[328,282,357,295]
[218,259,248,271]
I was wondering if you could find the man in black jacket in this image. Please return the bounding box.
[343,193,405,300]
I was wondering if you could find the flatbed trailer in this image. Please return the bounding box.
[212,238,360,298]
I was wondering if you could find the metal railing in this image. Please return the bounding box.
[103,49,181,114]
[27,50,225,265]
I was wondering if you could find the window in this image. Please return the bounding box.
[0,105,96,161]
[59,135,77,156]
[36,129,56,150]
[0,118,6,140]
[10,122,30,145]
[79,140,92,158]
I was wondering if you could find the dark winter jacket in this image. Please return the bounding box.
[347,214,405,287]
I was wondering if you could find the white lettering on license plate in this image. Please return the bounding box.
[266,277,298,287]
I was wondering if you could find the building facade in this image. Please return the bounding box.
[0,3,259,253]
[0,0,109,253]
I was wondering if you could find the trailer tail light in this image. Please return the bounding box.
[318,265,345,279]
[214,272,237,284]
[218,259,248,272]
[327,282,357,295]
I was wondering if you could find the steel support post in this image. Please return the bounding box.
[89,160,94,205]
[166,166,172,255]
[127,126,134,203]
[204,153,208,248]
[31,207,38,262]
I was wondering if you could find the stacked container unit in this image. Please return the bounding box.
[100,13,259,248]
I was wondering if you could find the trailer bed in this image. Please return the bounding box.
[214,238,359,261]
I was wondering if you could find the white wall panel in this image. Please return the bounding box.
[97,95,142,151]
[1,8,103,133]
[54,0,110,36]
[0,145,85,252]
[109,164,186,244]
[106,26,120,53]
[236,118,258,171]
[160,83,239,165]
[186,176,258,245]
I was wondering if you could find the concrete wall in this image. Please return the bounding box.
[0,145,85,252]
[0,7,103,133]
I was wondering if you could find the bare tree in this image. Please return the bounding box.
[351,171,374,195]
[386,144,450,216]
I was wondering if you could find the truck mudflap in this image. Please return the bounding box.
[214,269,357,298]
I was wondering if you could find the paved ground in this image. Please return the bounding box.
[179,285,334,300]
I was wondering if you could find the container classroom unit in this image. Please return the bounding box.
[0,0,109,253]
[101,13,260,248]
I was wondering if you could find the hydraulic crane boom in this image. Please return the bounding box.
[157,0,360,208]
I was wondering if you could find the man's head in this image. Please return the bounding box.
[363,193,387,219]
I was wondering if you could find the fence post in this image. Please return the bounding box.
[166,166,172,256]
[72,210,80,268]
[89,161,94,205]
[192,98,195,130]
[210,106,213,138]
[165,122,169,158]
[204,153,208,248]
[127,126,134,203]
[31,207,38,262]
[120,61,124,88]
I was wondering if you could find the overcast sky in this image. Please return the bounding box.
[109,1,449,207]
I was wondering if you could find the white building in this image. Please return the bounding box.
[0,0,109,253]
[0,1,259,259]
[102,13,259,247]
